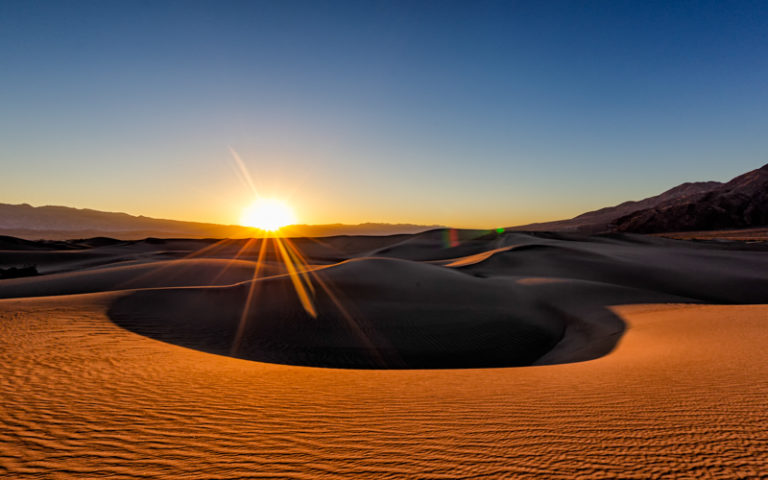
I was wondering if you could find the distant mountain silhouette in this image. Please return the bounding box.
[0,203,438,240]
[612,164,768,233]
[513,163,768,234]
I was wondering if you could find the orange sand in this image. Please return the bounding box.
[1,297,766,478]
[1,232,767,477]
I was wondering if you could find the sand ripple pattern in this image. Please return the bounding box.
[1,296,767,479]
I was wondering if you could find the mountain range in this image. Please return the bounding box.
[0,203,438,240]
[514,163,768,234]
[2,163,766,239]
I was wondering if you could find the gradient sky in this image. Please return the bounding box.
[2,0,767,228]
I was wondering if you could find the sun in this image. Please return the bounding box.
[240,198,296,231]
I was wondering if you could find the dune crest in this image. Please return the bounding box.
[5,231,768,369]
[108,258,564,369]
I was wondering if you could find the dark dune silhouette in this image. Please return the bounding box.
[4,230,768,369]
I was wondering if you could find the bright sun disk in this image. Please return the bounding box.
[240,198,296,231]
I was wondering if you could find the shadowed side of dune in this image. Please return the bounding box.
[108,258,565,369]
[0,259,282,299]
[456,242,768,304]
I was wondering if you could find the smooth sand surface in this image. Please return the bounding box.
[1,231,767,477]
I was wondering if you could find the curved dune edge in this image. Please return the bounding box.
[107,258,568,369]
[2,296,767,478]
[98,231,768,369]
[105,253,705,369]
[5,232,768,370]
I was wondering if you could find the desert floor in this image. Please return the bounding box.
[1,230,767,478]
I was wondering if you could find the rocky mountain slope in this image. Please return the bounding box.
[612,164,768,233]
[514,164,768,234]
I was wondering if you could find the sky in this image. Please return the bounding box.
[2,0,767,228]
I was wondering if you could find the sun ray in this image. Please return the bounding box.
[221,147,382,361]
[228,147,259,197]
[281,237,388,367]
[209,237,261,285]
[273,234,317,318]
[113,238,239,291]
[281,238,316,296]
[304,261,390,367]
[231,233,270,355]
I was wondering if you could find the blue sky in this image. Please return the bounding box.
[2,0,767,227]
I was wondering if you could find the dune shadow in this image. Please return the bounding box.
[102,233,768,370]
[107,260,567,369]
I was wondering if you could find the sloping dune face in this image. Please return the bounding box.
[103,232,768,368]
[4,231,768,369]
[108,259,564,368]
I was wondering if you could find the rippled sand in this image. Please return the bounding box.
[1,231,767,477]
[2,297,767,478]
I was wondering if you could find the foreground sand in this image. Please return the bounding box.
[1,296,766,478]
[1,231,767,477]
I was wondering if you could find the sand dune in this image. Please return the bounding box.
[2,230,768,477]
[0,259,262,297]
[109,258,563,368]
